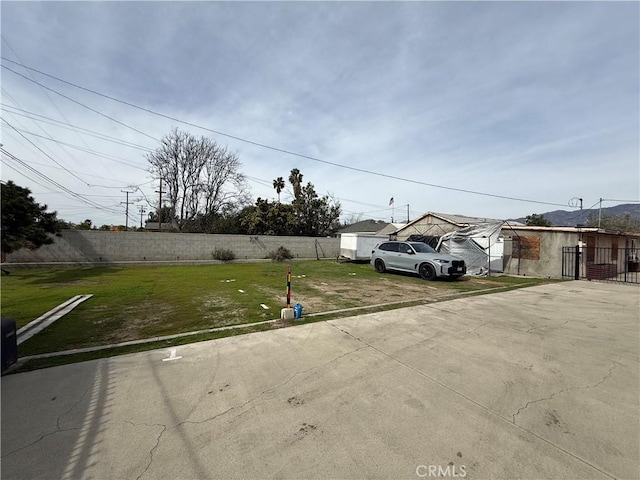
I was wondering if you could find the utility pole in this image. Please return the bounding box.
[569,197,584,225]
[598,197,603,229]
[155,178,163,232]
[138,205,146,229]
[121,190,134,230]
[406,204,410,223]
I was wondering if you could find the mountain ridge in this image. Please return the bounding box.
[511,203,640,227]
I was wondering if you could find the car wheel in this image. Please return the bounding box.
[419,263,436,280]
[374,259,386,273]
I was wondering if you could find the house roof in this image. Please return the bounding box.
[428,212,503,225]
[393,211,504,234]
[503,225,640,238]
[376,223,406,236]
[338,219,390,234]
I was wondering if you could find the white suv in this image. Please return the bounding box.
[370,241,466,280]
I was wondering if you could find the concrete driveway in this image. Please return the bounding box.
[2,281,638,480]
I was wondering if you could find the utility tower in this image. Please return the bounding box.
[121,190,134,230]
[138,205,147,229]
[155,179,163,232]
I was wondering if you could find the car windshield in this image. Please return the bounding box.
[409,242,436,253]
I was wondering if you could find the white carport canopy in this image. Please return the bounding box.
[436,221,504,276]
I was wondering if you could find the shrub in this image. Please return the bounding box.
[212,247,235,261]
[268,246,294,262]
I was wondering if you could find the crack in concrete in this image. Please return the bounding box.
[124,421,168,480]
[328,321,619,480]
[512,361,620,424]
[526,320,569,334]
[178,344,370,428]
[468,321,492,335]
[1,382,94,458]
[128,343,370,477]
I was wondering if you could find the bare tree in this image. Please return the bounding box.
[342,212,364,226]
[147,128,248,230]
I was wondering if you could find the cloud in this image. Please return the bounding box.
[1,1,638,226]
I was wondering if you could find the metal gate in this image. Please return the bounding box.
[562,246,640,284]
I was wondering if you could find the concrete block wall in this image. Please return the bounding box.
[5,230,340,264]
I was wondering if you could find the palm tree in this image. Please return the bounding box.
[272,177,285,202]
[288,168,303,199]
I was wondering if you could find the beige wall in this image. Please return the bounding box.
[4,230,340,266]
[502,229,639,278]
[502,230,578,278]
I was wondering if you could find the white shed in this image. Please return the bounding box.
[340,233,388,261]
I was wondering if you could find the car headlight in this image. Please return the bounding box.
[434,259,450,264]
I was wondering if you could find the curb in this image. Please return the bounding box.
[17,295,93,345]
[17,282,536,364]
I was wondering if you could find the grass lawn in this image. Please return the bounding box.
[1,261,560,364]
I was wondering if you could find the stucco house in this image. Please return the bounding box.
[501,225,640,280]
[392,211,639,281]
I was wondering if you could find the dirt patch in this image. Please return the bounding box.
[196,295,250,325]
[269,277,462,314]
[462,277,507,288]
[100,302,176,343]
[88,275,499,345]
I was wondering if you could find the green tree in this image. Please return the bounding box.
[147,206,177,226]
[75,219,93,230]
[243,170,341,237]
[586,213,640,232]
[57,220,75,229]
[292,182,341,236]
[525,213,552,226]
[288,168,304,199]
[272,177,285,202]
[183,204,247,234]
[241,199,298,236]
[1,181,61,257]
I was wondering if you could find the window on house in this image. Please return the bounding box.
[512,236,541,260]
[612,238,618,261]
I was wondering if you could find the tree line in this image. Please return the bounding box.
[525,212,640,231]
[143,129,341,236]
[8,128,638,258]
[1,129,343,258]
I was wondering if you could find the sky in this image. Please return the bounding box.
[1,1,638,228]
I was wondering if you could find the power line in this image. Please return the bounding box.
[602,198,640,203]
[7,125,148,171]
[2,58,574,209]
[2,64,159,142]
[1,158,60,193]
[11,155,149,187]
[1,147,121,214]
[1,89,88,177]
[2,104,154,152]
[2,117,96,185]
[1,35,111,171]
[562,199,601,224]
